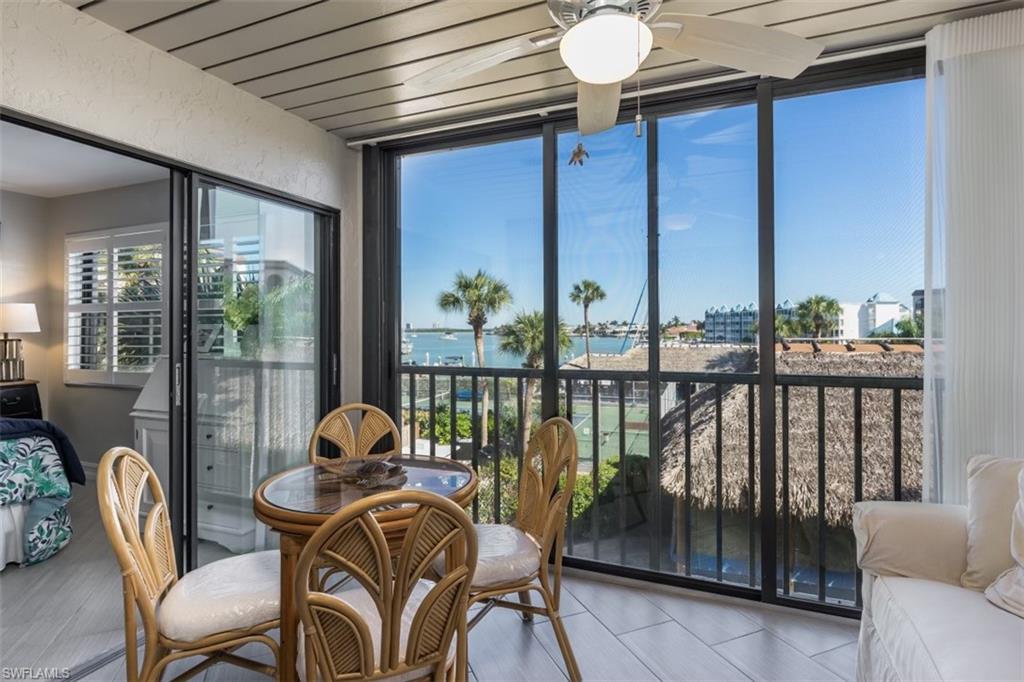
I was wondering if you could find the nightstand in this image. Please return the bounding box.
[0,379,42,419]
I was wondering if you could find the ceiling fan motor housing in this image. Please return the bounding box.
[548,0,662,29]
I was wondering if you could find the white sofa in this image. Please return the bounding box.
[853,501,1024,681]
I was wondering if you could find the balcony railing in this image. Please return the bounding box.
[398,365,923,612]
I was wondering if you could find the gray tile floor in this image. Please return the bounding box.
[75,571,860,681]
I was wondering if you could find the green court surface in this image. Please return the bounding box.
[568,400,650,463]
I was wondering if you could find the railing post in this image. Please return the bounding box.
[471,375,480,522]
[428,374,436,459]
[893,388,903,501]
[715,382,724,582]
[817,385,827,603]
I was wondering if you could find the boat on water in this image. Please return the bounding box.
[401,337,413,354]
[441,355,464,367]
[440,332,458,341]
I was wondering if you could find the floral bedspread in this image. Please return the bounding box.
[0,435,73,564]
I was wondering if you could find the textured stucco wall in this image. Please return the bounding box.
[1,0,347,210]
[0,191,52,411]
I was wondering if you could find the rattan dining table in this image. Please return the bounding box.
[253,456,478,682]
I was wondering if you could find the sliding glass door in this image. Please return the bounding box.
[190,179,336,565]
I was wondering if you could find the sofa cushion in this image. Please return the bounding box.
[986,468,1024,617]
[871,575,1024,681]
[962,455,1024,589]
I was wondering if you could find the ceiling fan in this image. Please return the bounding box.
[406,0,824,135]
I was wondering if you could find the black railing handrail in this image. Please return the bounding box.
[399,365,923,391]
[776,373,923,390]
[399,364,542,378]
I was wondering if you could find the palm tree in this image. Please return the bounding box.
[498,310,571,449]
[569,279,607,369]
[438,269,512,447]
[796,295,842,338]
[774,314,801,339]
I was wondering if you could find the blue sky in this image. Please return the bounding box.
[400,78,925,328]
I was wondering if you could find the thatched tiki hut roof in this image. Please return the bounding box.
[660,350,923,527]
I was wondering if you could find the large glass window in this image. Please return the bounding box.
[654,100,761,586]
[557,122,650,566]
[774,79,926,605]
[400,137,543,370]
[658,104,758,370]
[399,136,544,522]
[390,72,926,610]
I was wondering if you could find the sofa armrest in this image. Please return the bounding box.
[854,501,967,585]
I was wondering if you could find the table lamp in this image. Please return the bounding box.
[0,303,41,382]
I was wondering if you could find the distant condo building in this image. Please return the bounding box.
[703,300,796,343]
[705,294,913,342]
[838,292,912,338]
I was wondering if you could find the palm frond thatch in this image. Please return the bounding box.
[660,352,923,526]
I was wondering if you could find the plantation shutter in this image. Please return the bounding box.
[65,224,166,386]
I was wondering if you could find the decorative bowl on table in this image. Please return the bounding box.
[319,458,406,489]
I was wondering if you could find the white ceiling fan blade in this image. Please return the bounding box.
[577,80,622,136]
[651,13,823,79]
[406,28,563,91]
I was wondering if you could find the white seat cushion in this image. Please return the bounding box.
[158,550,279,642]
[871,575,1024,681]
[432,524,539,589]
[301,579,453,681]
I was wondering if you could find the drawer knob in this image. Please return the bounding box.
[206,465,214,471]
[206,504,214,510]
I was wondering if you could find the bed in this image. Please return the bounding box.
[0,418,85,569]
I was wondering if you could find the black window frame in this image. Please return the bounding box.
[365,47,925,617]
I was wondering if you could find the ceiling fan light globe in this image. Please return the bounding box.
[559,13,653,85]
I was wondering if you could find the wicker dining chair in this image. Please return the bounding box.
[295,490,478,682]
[97,447,280,681]
[432,416,582,681]
[307,402,401,463]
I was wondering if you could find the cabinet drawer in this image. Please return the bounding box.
[0,384,41,418]
[196,422,248,450]
[197,446,252,495]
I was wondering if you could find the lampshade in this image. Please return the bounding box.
[0,303,41,334]
[559,13,653,85]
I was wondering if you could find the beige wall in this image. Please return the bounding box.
[339,149,363,405]
[45,181,170,465]
[0,190,52,410]
[1,0,347,210]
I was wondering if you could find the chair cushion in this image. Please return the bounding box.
[158,550,279,642]
[432,524,539,589]
[871,575,1024,681]
[301,579,453,681]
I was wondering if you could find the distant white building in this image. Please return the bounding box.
[837,292,911,338]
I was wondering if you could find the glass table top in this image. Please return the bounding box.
[260,456,473,515]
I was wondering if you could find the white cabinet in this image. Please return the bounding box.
[131,359,258,554]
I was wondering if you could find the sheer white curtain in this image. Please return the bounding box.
[924,9,1024,503]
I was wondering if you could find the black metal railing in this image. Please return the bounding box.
[398,365,922,612]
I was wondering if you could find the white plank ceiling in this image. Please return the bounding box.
[65,0,1023,141]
